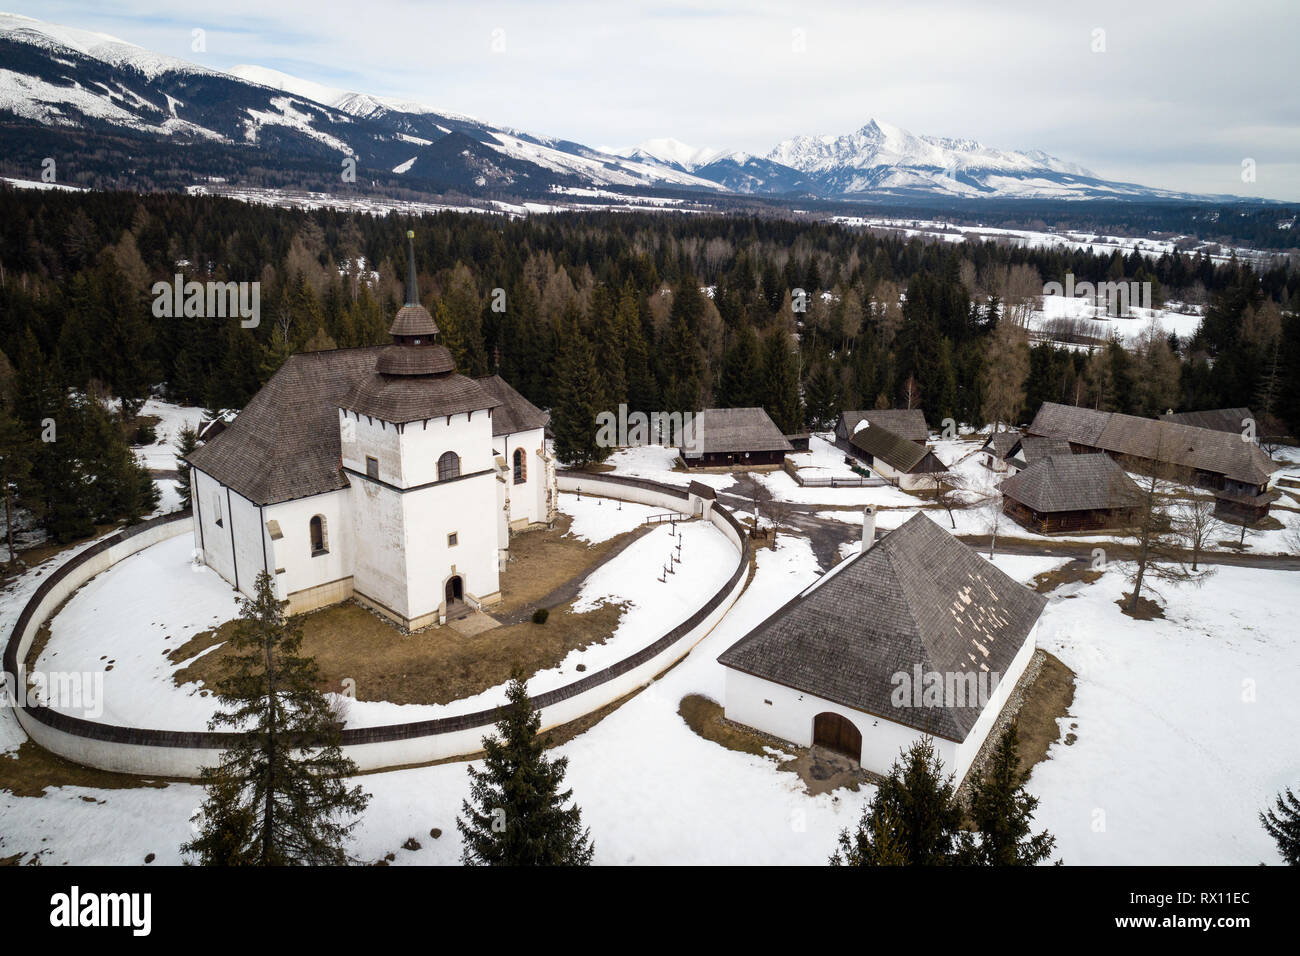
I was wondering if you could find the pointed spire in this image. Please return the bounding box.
[405,229,419,307]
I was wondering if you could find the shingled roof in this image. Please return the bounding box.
[838,409,929,443]
[1000,454,1143,513]
[1028,402,1274,486]
[186,347,384,506]
[850,421,946,474]
[680,407,794,457]
[1161,407,1255,435]
[981,430,1020,458]
[718,513,1046,741]
[475,374,549,436]
[1007,434,1073,465]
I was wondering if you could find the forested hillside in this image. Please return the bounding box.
[1,186,1298,545]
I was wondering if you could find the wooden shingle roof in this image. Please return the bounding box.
[981,430,1021,458]
[718,514,1046,742]
[839,409,929,443]
[1007,434,1073,464]
[1160,407,1254,435]
[680,407,793,456]
[850,421,945,474]
[186,347,384,506]
[1028,402,1274,486]
[475,374,549,436]
[1000,454,1143,513]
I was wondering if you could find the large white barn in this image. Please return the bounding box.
[186,232,557,630]
[718,511,1046,782]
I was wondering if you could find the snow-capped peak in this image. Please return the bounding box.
[609,137,725,171]
[0,10,219,79]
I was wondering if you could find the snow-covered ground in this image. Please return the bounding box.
[1027,292,1206,349]
[1028,564,1300,865]
[3,507,1297,864]
[28,494,738,732]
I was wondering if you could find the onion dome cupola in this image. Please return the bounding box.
[375,229,455,376]
[342,229,499,423]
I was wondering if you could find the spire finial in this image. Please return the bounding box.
[405,229,418,307]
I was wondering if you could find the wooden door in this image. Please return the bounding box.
[813,712,862,761]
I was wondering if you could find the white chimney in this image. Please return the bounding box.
[862,506,876,551]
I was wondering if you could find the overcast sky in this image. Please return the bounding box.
[17,0,1300,200]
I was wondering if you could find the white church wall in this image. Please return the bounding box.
[492,427,548,527]
[340,411,402,485]
[347,477,407,620]
[191,469,265,599]
[400,409,495,487]
[401,472,500,621]
[266,489,354,610]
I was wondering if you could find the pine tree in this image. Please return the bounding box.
[831,737,971,866]
[717,327,762,408]
[174,423,199,511]
[551,311,609,468]
[963,726,1057,865]
[761,325,803,433]
[181,571,370,866]
[1260,787,1300,865]
[457,675,595,866]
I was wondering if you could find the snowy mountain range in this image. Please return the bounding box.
[0,12,1223,203]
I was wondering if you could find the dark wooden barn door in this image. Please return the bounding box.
[813,712,862,761]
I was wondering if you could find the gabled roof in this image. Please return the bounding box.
[1160,407,1255,435]
[475,374,549,436]
[1007,434,1073,464]
[981,430,1020,458]
[1028,402,1274,486]
[1000,454,1143,513]
[680,407,793,456]
[186,347,384,506]
[718,514,1046,742]
[838,409,929,443]
[850,421,945,474]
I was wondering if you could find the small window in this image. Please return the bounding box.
[213,492,223,528]
[310,515,328,556]
[447,532,458,547]
[513,447,526,484]
[437,451,460,482]
[366,456,379,479]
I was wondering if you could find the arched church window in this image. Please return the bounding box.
[437,451,461,482]
[310,515,328,555]
[513,448,526,484]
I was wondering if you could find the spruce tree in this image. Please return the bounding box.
[1261,787,1300,865]
[0,409,34,565]
[182,571,370,866]
[174,423,199,511]
[551,314,608,468]
[963,726,1057,865]
[457,675,595,866]
[762,326,803,433]
[831,737,971,866]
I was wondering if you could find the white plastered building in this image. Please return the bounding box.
[186,233,556,630]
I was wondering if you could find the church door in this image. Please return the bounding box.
[445,575,464,606]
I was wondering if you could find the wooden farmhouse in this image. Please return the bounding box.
[679,407,793,469]
[846,419,946,490]
[1002,435,1073,475]
[1027,402,1277,523]
[833,408,929,447]
[979,430,1020,472]
[1000,454,1144,533]
[718,511,1047,781]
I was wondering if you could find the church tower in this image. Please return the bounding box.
[338,230,502,629]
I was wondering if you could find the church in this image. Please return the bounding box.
[185,232,558,630]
